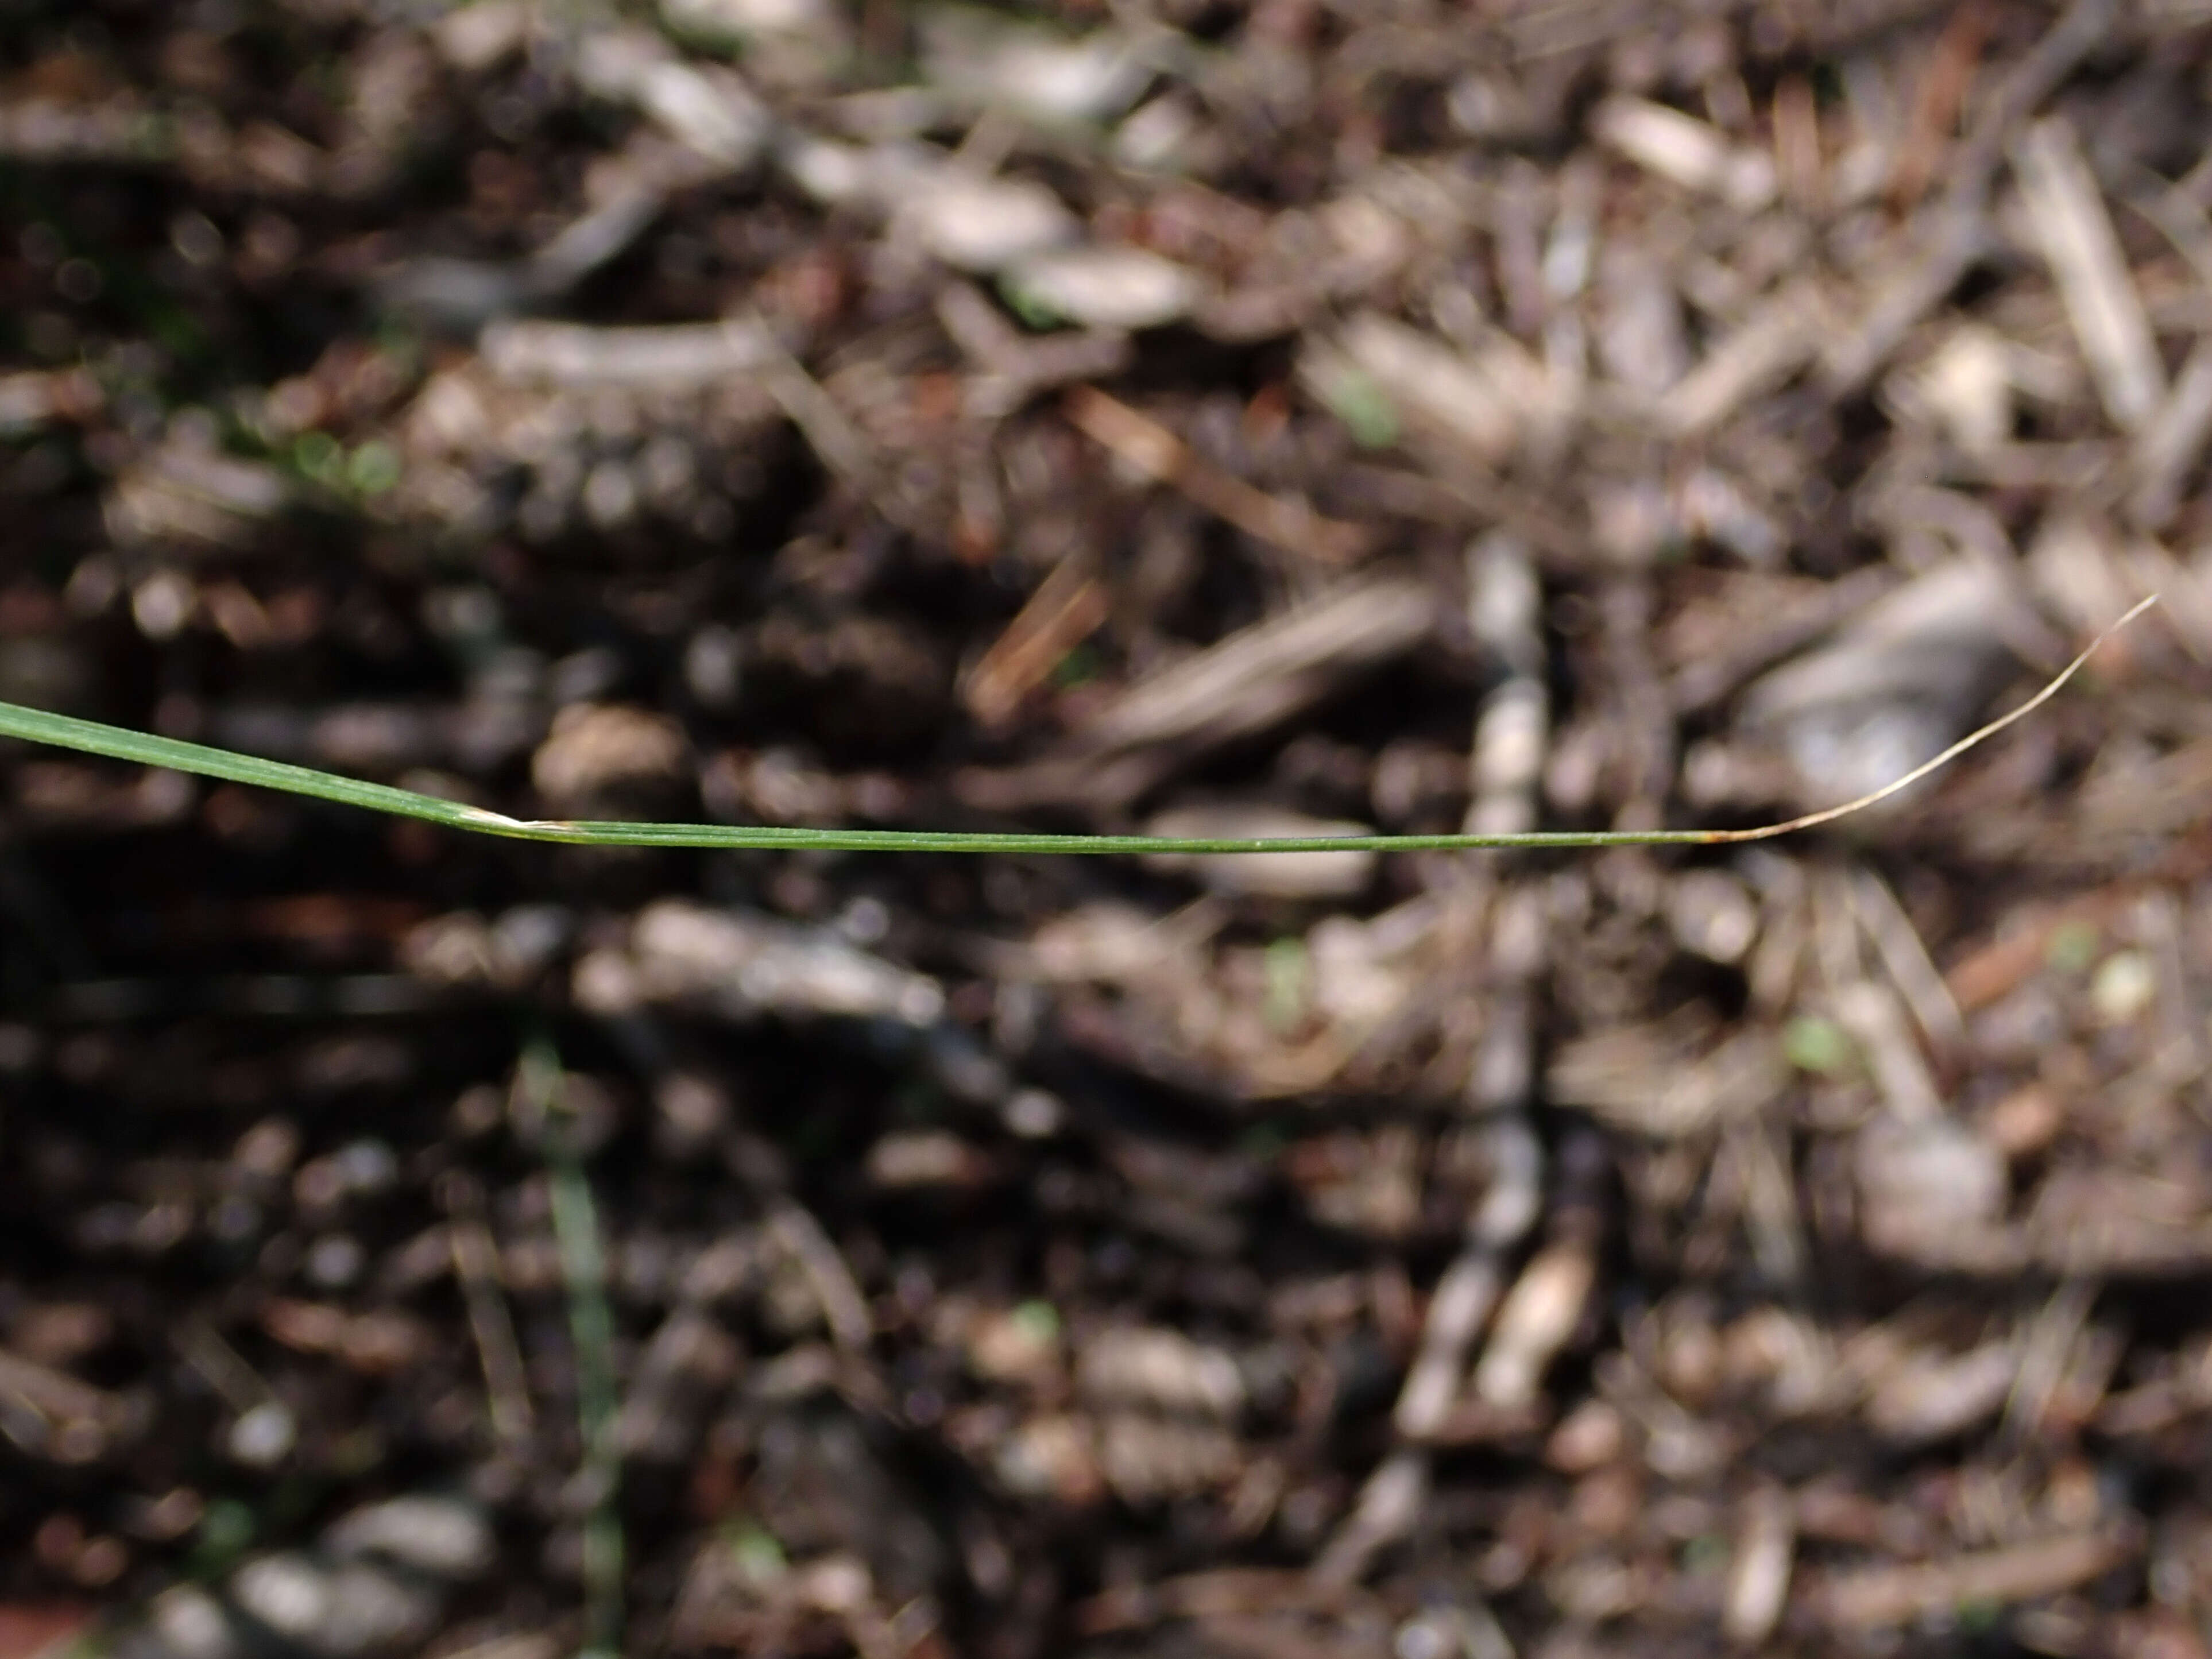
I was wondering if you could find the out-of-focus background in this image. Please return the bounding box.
[3,1,2211,1654]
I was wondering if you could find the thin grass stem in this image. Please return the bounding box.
[519,1035,625,1659]
[0,597,2152,856]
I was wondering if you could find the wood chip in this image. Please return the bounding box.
[1660,279,1831,436]
[1888,0,1991,212]
[1591,96,1776,210]
[961,556,1110,729]
[1809,1530,2134,1629]
[2128,335,2212,528]
[2012,116,2165,432]
[1065,386,1371,564]
[481,318,775,389]
[1723,1487,1796,1645]
[1320,311,1552,463]
[1471,1241,1594,1411]
[1077,575,1433,758]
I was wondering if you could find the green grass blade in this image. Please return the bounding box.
[520,1035,625,1659]
[0,598,2150,856]
[0,695,1687,852]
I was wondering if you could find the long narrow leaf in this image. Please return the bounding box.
[0,596,2152,855]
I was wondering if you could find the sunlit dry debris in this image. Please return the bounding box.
[580,900,946,1027]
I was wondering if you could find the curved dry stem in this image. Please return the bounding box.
[1700,591,2159,842]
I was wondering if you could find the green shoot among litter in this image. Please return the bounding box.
[519,1036,625,1659]
[0,596,2155,856]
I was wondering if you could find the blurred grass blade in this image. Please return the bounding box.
[519,1035,625,1659]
